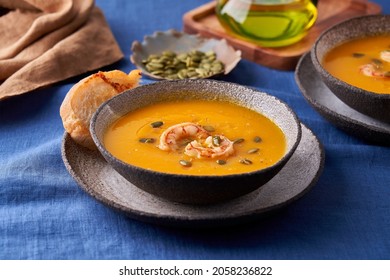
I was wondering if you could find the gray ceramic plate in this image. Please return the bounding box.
[61,123,324,228]
[295,52,390,145]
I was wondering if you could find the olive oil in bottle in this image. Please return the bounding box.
[215,0,318,47]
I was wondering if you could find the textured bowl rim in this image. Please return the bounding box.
[90,79,302,180]
[312,14,390,101]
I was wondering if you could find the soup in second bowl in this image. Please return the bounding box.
[322,35,390,94]
[103,99,286,175]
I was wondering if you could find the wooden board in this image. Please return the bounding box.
[183,0,382,70]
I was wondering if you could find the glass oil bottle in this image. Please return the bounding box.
[215,0,318,47]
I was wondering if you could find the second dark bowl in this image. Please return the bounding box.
[311,15,390,122]
[90,79,301,204]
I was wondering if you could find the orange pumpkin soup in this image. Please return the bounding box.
[103,100,286,175]
[322,35,390,94]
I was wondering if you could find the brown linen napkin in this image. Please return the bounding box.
[0,0,123,100]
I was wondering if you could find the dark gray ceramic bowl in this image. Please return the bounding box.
[311,15,390,122]
[90,79,301,204]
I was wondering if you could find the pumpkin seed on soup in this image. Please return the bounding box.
[372,58,383,67]
[216,159,227,165]
[233,138,245,144]
[253,136,262,143]
[179,159,192,167]
[247,148,259,154]
[139,137,155,143]
[352,53,365,58]
[239,158,252,165]
[212,136,222,146]
[202,125,215,132]
[151,121,164,128]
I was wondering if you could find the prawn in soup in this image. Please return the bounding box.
[103,99,286,175]
[322,35,390,94]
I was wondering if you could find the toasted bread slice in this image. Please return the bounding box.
[60,69,141,149]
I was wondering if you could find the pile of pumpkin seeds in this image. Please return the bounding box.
[142,50,225,79]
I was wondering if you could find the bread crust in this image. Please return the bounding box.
[60,69,141,149]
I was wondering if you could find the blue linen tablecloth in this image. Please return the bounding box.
[0,0,389,260]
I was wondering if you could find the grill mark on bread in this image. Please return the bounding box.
[95,71,132,92]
